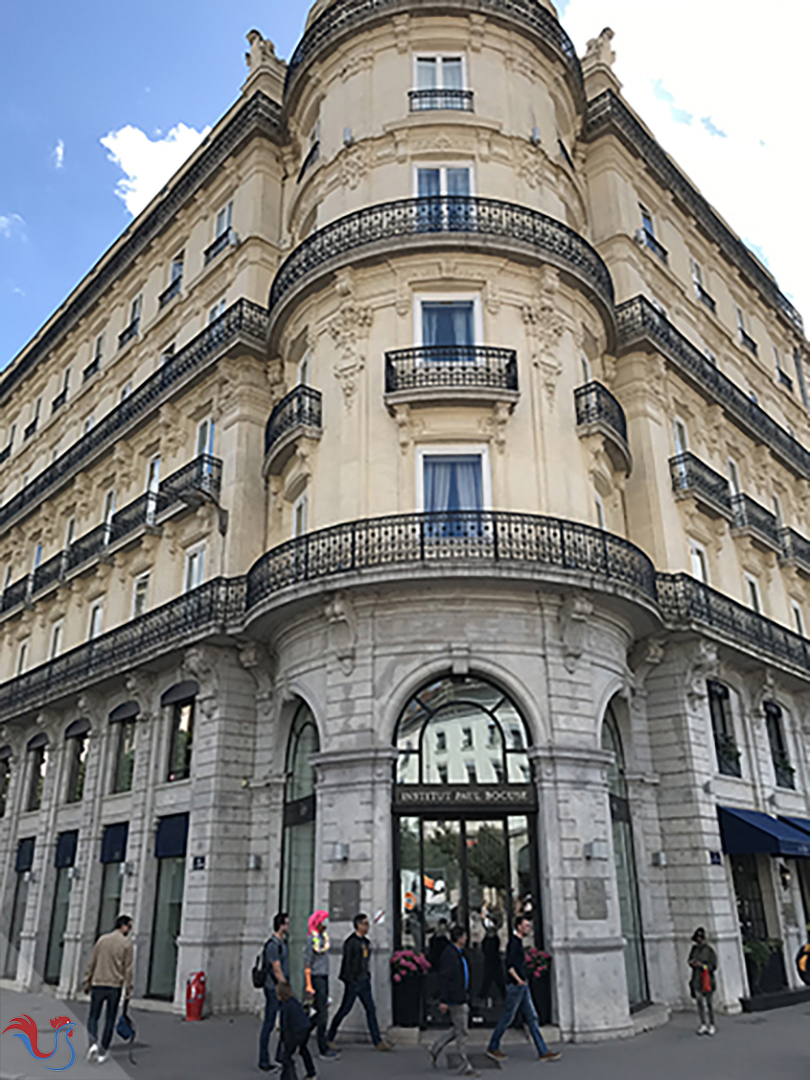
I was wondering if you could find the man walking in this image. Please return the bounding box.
[428,926,478,1077]
[82,914,133,1064]
[327,913,393,1051]
[259,912,291,1072]
[486,915,561,1064]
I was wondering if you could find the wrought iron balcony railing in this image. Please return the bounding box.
[574,380,628,446]
[118,319,140,349]
[32,551,66,595]
[669,453,733,518]
[731,493,782,550]
[739,328,758,355]
[265,386,323,456]
[204,227,236,265]
[779,527,810,574]
[587,90,803,334]
[385,346,518,395]
[617,297,810,482]
[246,511,658,611]
[695,283,716,314]
[408,89,474,112]
[0,299,268,533]
[641,229,668,264]
[0,576,28,614]
[158,276,182,308]
[284,0,583,100]
[51,388,68,413]
[269,197,614,317]
[0,577,246,720]
[657,572,810,674]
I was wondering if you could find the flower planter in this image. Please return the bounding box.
[392,976,423,1027]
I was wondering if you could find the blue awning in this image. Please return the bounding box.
[718,806,810,858]
[780,816,810,839]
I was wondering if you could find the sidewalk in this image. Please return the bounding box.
[2,988,808,1080]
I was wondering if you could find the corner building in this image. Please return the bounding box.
[1,2,809,1040]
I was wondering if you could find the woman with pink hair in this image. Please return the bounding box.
[304,910,338,1060]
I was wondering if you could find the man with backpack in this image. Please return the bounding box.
[326,913,393,1051]
[258,912,290,1072]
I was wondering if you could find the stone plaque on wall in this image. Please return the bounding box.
[576,877,608,920]
[329,879,361,923]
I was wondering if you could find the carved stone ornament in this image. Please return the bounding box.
[517,144,545,190]
[521,269,566,408]
[239,642,277,711]
[246,29,278,73]
[338,143,371,189]
[182,645,219,701]
[628,637,666,695]
[584,27,616,69]
[559,593,593,673]
[686,640,720,710]
[327,274,373,411]
[324,591,357,675]
[123,671,154,719]
[478,401,512,454]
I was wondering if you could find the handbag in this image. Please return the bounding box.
[700,966,712,994]
[116,1005,137,1064]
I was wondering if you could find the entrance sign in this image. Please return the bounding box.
[394,784,535,810]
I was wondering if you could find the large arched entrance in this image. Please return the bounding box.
[601,703,649,1010]
[393,675,541,1026]
[281,701,319,994]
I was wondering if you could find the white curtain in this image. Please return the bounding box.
[424,457,453,513]
[424,455,482,512]
[441,58,463,89]
[454,457,483,510]
[422,302,474,351]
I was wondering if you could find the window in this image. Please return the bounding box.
[639,205,655,237]
[772,494,783,528]
[215,201,233,239]
[64,723,90,804]
[132,574,150,619]
[65,517,76,548]
[298,353,311,386]
[33,543,43,571]
[580,352,592,382]
[196,418,215,458]
[690,542,709,583]
[735,306,746,334]
[62,367,71,394]
[690,258,703,290]
[437,763,449,784]
[764,702,794,789]
[594,494,606,529]
[465,762,477,784]
[128,294,142,331]
[102,488,116,525]
[88,600,104,640]
[49,622,63,659]
[167,701,194,782]
[83,415,95,435]
[161,342,175,364]
[26,739,48,811]
[170,251,184,284]
[413,55,467,109]
[146,455,161,493]
[120,380,133,402]
[792,602,804,636]
[435,730,447,753]
[184,545,206,591]
[93,333,104,364]
[487,722,497,748]
[111,720,136,794]
[673,418,688,456]
[293,493,308,538]
[4,564,13,590]
[208,298,226,324]
[416,167,473,230]
[17,640,29,675]
[418,295,477,359]
[727,458,741,497]
[793,348,809,409]
[0,752,10,817]
[745,575,762,614]
[7,422,16,450]
[420,452,485,523]
[509,726,524,750]
[707,680,741,778]
[461,727,473,749]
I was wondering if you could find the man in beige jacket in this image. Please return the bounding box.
[83,914,134,1064]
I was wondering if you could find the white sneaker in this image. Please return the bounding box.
[98,1053,109,1064]
[87,1044,99,1062]
[707,1024,716,1036]
[696,1024,707,1035]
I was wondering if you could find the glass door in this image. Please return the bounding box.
[3,874,30,979]
[97,862,123,937]
[147,855,186,998]
[44,868,72,984]
[609,796,649,1009]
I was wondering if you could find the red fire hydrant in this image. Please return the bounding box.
[186,971,206,1021]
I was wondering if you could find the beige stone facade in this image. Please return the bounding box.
[0,3,808,1041]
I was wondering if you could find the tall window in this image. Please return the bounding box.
[416,168,472,230]
[111,719,136,794]
[764,702,794,789]
[673,418,688,456]
[208,298,226,324]
[727,458,741,497]
[17,640,29,675]
[690,542,709,584]
[167,701,194,782]
[293,493,308,538]
[419,298,475,357]
[97,823,128,937]
[88,600,104,640]
[792,603,804,637]
[26,734,49,811]
[65,517,76,548]
[215,200,233,239]
[102,488,116,525]
[170,251,184,284]
[4,839,35,979]
[184,545,205,591]
[422,454,483,515]
[0,746,11,817]
[93,333,104,365]
[132,573,150,619]
[707,680,741,778]
[413,54,466,109]
[745,575,762,614]
[196,418,215,458]
[64,720,90,803]
[128,294,142,331]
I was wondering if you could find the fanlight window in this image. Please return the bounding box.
[395,676,530,785]
[286,703,319,802]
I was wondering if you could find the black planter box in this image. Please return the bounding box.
[392,977,423,1027]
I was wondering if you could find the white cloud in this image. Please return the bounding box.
[100,122,211,216]
[52,138,65,169]
[560,0,810,327]
[0,212,25,238]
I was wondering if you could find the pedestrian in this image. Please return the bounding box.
[304,909,339,1061]
[688,927,718,1035]
[428,926,478,1077]
[82,913,134,1065]
[486,915,561,1064]
[277,982,317,1080]
[479,905,505,1006]
[258,912,291,1072]
[326,912,394,1051]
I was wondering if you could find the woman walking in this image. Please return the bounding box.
[304,910,339,1060]
[688,927,718,1035]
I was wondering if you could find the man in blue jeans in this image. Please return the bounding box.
[258,912,290,1072]
[327,913,393,1051]
[486,915,561,1063]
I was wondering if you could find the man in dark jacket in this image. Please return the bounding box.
[258,912,290,1072]
[326,913,393,1051]
[277,982,316,1080]
[428,926,477,1076]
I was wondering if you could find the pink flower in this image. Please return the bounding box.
[393,973,401,982]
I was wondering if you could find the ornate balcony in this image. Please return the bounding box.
[245,511,658,612]
[264,386,323,475]
[32,552,65,596]
[587,90,803,334]
[0,299,268,534]
[617,297,810,483]
[204,227,237,264]
[574,381,631,473]
[779,527,810,576]
[158,276,182,308]
[658,572,810,675]
[269,197,614,336]
[284,0,583,104]
[669,453,733,519]
[0,576,28,614]
[731,493,782,551]
[118,319,140,349]
[408,89,474,112]
[384,345,518,408]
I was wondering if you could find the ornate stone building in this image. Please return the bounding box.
[1,1,808,1041]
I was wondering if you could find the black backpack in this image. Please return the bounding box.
[252,939,271,989]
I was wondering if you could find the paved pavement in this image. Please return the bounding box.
[1,988,808,1080]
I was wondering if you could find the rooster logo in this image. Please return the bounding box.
[2,1014,76,1070]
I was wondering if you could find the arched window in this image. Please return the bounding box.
[282,702,319,994]
[395,676,531,786]
[764,702,794,789]
[64,719,91,804]
[26,733,49,812]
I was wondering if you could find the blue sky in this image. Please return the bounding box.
[2,1,808,369]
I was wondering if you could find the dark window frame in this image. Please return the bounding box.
[166,699,195,783]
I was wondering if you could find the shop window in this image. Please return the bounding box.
[97,822,128,937]
[44,830,78,985]
[3,838,35,979]
[148,813,188,998]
